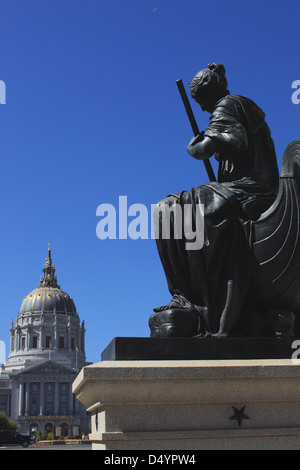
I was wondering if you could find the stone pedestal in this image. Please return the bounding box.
[73,353,300,450]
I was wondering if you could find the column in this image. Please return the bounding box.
[24,382,29,416]
[18,381,24,416]
[55,382,59,415]
[16,327,20,351]
[69,382,74,415]
[26,327,31,350]
[39,382,44,416]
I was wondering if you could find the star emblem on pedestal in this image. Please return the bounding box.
[229,406,250,428]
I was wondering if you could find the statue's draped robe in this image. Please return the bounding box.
[155,95,279,336]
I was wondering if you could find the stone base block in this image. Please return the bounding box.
[101,336,299,361]
[73,358,300,450]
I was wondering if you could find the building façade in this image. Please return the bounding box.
[0,245,90,437]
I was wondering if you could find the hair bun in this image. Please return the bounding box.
[207,63,226,77]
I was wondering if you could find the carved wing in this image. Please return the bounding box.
[252,140,300,310]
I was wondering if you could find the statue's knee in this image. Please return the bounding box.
[156,194,179,208]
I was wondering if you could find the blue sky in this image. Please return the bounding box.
[0,0,299,364]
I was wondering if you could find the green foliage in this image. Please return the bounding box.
[35,430,47,441]
[0,412,17,430]
[35,430,54,441]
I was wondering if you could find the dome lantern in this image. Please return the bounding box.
[40,242,59,288]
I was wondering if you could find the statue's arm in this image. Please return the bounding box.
[187,134,218,161]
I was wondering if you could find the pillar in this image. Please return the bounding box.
[24,382,29,416]
[55,382,59,415]
[18,381,24,416]
[39,382,44,416]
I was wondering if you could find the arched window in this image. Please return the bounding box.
[30,423,38,434]
[60,423,68,437]
[44,423,53,434]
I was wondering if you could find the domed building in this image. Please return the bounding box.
[0,245,90,437]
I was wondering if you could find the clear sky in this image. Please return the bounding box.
[0,0,299,364]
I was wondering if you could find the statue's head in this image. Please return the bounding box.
[189,63,229,113]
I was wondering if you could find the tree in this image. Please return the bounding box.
[0,412,17,430]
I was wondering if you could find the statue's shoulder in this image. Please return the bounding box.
[214,95,266,132]
[215,94,249,112]
[212,94,245,121]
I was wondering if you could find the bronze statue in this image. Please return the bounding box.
[150,63,300,338]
